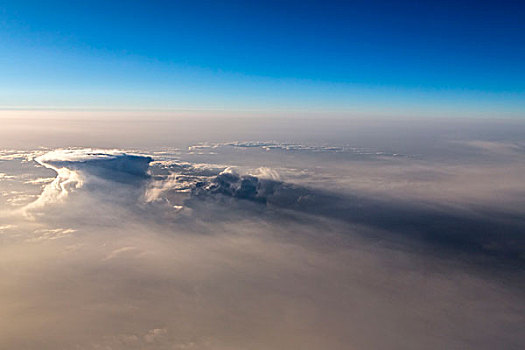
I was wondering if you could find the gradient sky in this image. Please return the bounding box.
[1,0,524,116]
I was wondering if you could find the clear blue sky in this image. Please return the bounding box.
[1,0,524,117]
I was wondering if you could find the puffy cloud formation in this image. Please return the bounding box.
[1,128,525,350]
[140,158,525,264]
[8,146,525,264]
[23,149,152,213]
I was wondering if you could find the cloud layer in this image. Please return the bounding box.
[1,133,524,350]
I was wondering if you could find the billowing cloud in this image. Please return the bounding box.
[1,128,524,350]
[24,148,524,265]
[23,149,152,213]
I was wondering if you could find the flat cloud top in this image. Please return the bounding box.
[36,148,128,163]
[35,148,153,180]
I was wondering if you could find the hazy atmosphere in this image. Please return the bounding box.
[1,1,524,349]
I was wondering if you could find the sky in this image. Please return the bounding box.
[1,0,524,116]
[1,2,525,348]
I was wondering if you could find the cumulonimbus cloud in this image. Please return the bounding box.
[24,149,152,213]
[19,148,525,267]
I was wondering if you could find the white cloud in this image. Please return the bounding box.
[23,149,153,214]
[103,246,139,261]
[1,139,524,350]
[27,227,77,242]
[24,177,56,185]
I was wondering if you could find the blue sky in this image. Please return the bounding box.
[1,0,524,117]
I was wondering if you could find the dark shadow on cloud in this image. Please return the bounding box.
[30,150,525,271]
[187,170,525,270]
